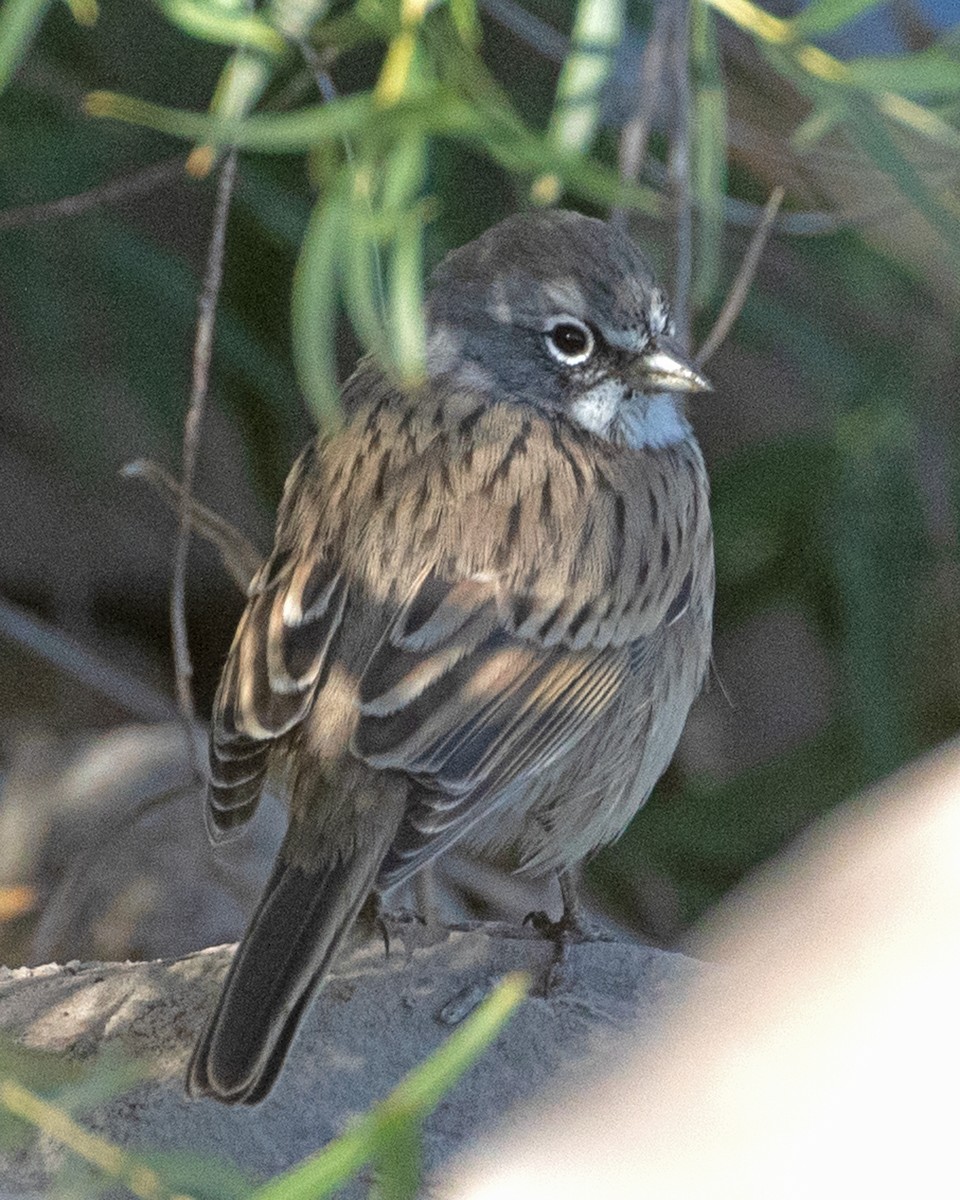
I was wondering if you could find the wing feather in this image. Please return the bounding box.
[353,573,635,885]
[207,549,347,839]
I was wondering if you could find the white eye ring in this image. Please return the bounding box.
[544,317,595,366]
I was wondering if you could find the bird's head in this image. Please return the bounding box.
[426,209,710,449]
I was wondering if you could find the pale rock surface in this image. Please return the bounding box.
[0,922,698,1195]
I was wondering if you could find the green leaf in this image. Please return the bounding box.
[61,0,98,27]
[845,49,960,97]
[250,973,527,1200]
[383,971,526,1116]
[267,0,335,41]
[0,1077,185,1200]
[0,0,54,92]
[0,1038,86,1096]
[381,132,428,382]
[470,99,660,212]
[292,180,348,431]
[791,102,845,147]
[375,1118,422,1200]
[85,88,379,152]
[547,0,625,156]
[84,85,660,212]
[137,1150,254,1200]
[691,0,727,307]
[155,0,286,54]
[448,0,479,48]
[49,1048,145,1114]
[342,174,391,363]
[844,98,960,272]
[790,0,886,38]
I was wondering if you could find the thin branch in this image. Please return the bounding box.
[695,184,785,367]
[667,0,694,346]
[640,151,960,236]
[616,0,671,206]
[0,157,187,231]
[170,149,238,761]
[296,36,339,104]
[123,459,263,592]
[478,0,568,64]
[0,594,175,722]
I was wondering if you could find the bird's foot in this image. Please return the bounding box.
[523,905,613,994]
[523,905,602,942]
[360,894,428,960]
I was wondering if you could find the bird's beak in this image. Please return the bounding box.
[626,340,712,394]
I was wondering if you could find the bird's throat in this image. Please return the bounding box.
[569,383,692,450]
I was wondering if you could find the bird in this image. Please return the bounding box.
[186,208,714,1105]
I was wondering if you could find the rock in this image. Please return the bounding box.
[0,921,698,1194]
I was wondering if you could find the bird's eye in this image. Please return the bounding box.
[545,319,594,366]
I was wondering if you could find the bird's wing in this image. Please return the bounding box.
[353,569,657,890]
[206,445,348,838]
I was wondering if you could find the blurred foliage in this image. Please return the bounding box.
[2,0,960,953]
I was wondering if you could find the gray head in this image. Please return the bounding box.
[426,210,710,449]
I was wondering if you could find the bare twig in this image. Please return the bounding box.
[171,150,238,764]
[296,36,339,103]
[0,594,175,722]
[122,459,263,592]
[0,157,187,231]
[616,0,671,208]
[695,185,785,367]
[639,150,960,236]
[666,0,693,347]
[478,0,568,64]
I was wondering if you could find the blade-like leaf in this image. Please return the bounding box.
[0,0,53,92]
[156,0,285,54]
[292,180,348,430]
[845,49,960,97]
[448,0,479,47]
[342,171,391,363]
[185,46,284,179]
[84,86,660,212]
[791,0,886,37]
[0,1079,182,1200]
[691,0,727,307]
[845,97,960,272]
[250,973,528,1200]
[381,132,428,382]
[376,1117,422,1200]
[791,102,845,147]
[548,0,625,156]
[85,89,378,152]
[268,0,334,40]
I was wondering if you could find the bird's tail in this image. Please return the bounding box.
[187,776,404,1105]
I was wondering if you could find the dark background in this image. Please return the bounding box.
[1,0,959,959]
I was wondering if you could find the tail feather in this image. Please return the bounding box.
[187,842,383,1104]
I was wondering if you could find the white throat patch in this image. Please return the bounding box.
[569,382,691,449]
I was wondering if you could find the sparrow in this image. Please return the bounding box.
[187,209,714,1104]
